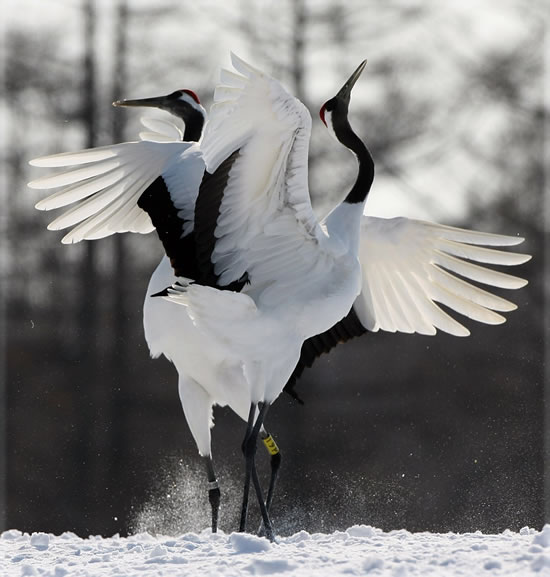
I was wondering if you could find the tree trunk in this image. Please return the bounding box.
[110,0,129,509]
[78,0,99,531]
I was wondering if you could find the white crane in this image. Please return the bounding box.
[29,83,282,534]
[29,74,286,535]
[29,54,530,540]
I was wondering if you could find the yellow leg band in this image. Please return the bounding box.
[262,434,280,456]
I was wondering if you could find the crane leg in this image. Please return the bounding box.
[239,402,275,541]
[239,404,256,533]
[256,431,281,538]
[261,431,281,514]
[203,456,220,533]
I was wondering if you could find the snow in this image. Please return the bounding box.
[2,524,549,576]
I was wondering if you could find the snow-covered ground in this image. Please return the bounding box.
[2,524,550,576]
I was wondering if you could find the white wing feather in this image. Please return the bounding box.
[199,53,327,303]
[138,117,183,141]
[355,217,531,337]
[29,118,204,244]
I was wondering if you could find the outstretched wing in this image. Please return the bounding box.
[29,118,204,246]
[283,217,530,402]
[355,216,531,337]
[195,53,328,304]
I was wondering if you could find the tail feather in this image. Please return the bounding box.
[160,279,258,327]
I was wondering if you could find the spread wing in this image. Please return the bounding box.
[283,217,530,401]
[194,53,330,306]
[29,118,205,245]
[355,216,531,337]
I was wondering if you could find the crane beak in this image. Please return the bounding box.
[335,59,367,102]
[112,95,169,108]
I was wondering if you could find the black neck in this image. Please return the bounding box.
[164,101,205,142]
[182,108,205,142]
[333,115,374,205]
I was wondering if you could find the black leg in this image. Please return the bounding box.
[239,404,256,533]
[261,432,282,514]
[250,452,275,541]
[203,456,220,533]
[239,402,275,540]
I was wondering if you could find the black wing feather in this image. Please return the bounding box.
[193,150,248,291]
[284,306,367,403]
[137,177,200,279]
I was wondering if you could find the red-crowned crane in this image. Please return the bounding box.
[29,73,286,535]
[29,54,530,540]
[29,82,281,534]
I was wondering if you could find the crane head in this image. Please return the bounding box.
[113,89,206,122]
[319,60,367,132]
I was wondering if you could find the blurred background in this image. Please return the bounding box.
[1,0,547,537]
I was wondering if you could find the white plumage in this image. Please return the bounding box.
[30,53,530,539]
[31,133,203,242]
[355,217,528,337]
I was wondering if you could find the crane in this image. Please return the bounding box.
[30,83,282,534]
[29,54,530,540]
